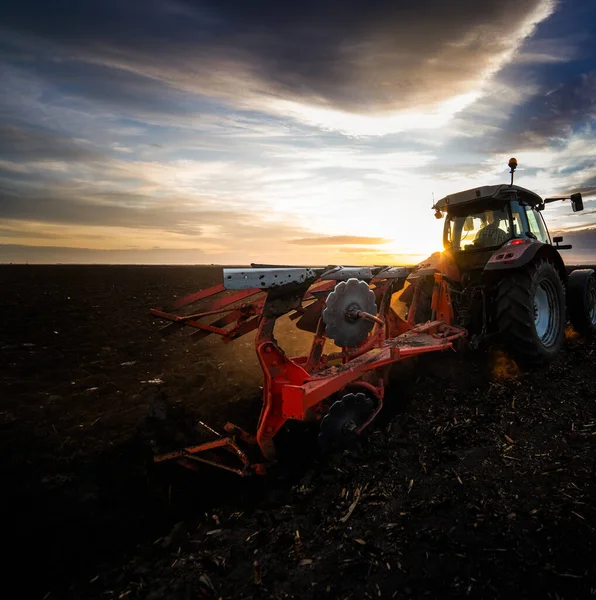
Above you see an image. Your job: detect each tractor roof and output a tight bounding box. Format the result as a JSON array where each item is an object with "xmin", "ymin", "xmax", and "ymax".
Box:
[{"xmin": 433, "ymin": 184, "xmax": 543, "ymax": 212}]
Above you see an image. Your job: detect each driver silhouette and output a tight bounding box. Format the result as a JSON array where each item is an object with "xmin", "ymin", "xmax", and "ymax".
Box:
[{"xmin": 475, "ymin": 215, "xmax": 509, "ymax": 247}]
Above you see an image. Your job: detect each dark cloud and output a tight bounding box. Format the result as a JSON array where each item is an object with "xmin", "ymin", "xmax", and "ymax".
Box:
[
  {"xmin": 0, "ymin": 124, "xmax": 102, "ymax": 162},
  {"xmin": 289, "ymin": 236, "xmax": 389, "ymax": 246},
  {"xmin": 570, "ymin": 175, "xmax": 596, "ymax": 199},
  {"xmin": 0, "ymin": 227, "xmax": 64, "ymax": 240},
  {"xmin": 0, "ymin": 184, "xmax": 204, "ymax": 235},
  {"xmin": 470, "ymin": 71, "xmax": 596, "ymax": 154},
  {"xmin": 22, "ymin": 59, "xmax": 213, "ymax": 117},
  {"xmin": 1, "ymin": 0, "xmax": 551, "ymax": 113},
  {"xmin": 0, "ymin": 244, "xmax": 206, "ymax": 264},
  {"xmin": 0, "ymin": 177, "xmax": 320, "ymax": 242},
  {"xmin": 548, "ymin": 227, "xmax": 596, "ymax": 261},
  {"xmin": 513, "ymin": 72, "xmax": 596, "ymax": 146}
]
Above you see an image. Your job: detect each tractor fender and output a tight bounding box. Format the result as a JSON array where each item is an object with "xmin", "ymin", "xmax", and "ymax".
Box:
[{"xmin": 484, "ymin": 240, "xmax": 567, "ymax": 282}]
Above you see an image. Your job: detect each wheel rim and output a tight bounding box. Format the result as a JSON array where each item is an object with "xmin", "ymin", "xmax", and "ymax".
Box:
[
  {"xmin": 533, "ymin": 278, "xmax": 560, "ymax": 347},
  {"xmin": 589, "ymin": 281, "xmax": 596, "ymax": 326}
]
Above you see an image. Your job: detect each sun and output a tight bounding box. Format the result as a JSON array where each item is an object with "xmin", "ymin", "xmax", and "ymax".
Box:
[{"xmin": 383, "ymin": 217, "xmax": 445, "ymax": 261}]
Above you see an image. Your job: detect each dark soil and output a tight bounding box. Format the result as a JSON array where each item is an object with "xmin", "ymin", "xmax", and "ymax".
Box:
[{"xmin": 1, "ymin": 265, "xmax": 595, "ymax": 599}]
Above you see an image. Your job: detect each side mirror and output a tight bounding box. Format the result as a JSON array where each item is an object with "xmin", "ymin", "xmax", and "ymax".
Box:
[
  {"xmin": 553, "ymin": 236, "xmax": 563, "ymax": 244},
  {"xmin": 571, "ymin": 193, "xmax": 584, "ymax": 212},
  {"xmin": 463, "ymin": 216, "xmax": 475, "ymax": 231}
]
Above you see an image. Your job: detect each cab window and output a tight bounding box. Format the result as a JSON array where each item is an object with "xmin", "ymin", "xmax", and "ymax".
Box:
[
  {"xmin": 525, "ymin": 206, "xmax": 549, "ymax": 243},
  {"xmin": 446, "ymin": 206, "xmax": 511, "ymax": 250},
  {"xmin": 510, "ymin": 201, "xmax": 526, "ymax": 238}
]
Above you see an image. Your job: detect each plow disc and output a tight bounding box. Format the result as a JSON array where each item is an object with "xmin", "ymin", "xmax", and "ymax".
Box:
[
  {"xmin": 323, "ymin": 278, "xmax": 378, "ymax": 347},
  {"xmin": 319, "ymin": 392, "xmax": 375, "ymax": 449},
  {"xmin": 150, "ymin": 264, "xmax": 465, "ymax": 475}
]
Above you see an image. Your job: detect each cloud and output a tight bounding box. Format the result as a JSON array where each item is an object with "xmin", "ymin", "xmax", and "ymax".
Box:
[
  {"xmin": 3, "ymin": 0, "xmax": 596, "ymax": 265},
  {"xmin": 546, "ymin": 227, "xmax": 596, "ymax": 264},
  {"xmin": 1, "ymin": 0, "xmax": 555, "ymax": 133},
  {"xmin": 12, "ymin": 58, "xmax": 217, "ymax": 120},
  {"xmin": 0, "ymin": 184, "xmax": 204, "ymax": 235},
  {"xmin": 0, "ymin": 243, "xmax": 206, "ymax": 265},
  {"xmin": 289, "ymin": 235, "xmax": 389, "ymax": 246},
  {"xmin": 0, "ymin": 124, "xmax": 102, "ymax": 162},
  {"xmin": 0, "ymin": 226, "xmax": 64, "ymax": 240},
  {"xmin": 572, "ymin": 176, "xmax": 596, "ymax": 198},
  {"xmin": 506, "ymin": 72, "xmax": 596, "ymax": 148}
]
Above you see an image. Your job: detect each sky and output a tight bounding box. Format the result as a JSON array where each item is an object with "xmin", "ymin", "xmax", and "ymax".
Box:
[{"xmin": 0, "ymin": 0, "xmax": 595, "ymax": 265}]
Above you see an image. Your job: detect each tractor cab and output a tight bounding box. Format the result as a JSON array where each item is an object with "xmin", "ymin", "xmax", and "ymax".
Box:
[
  {"xmin": 437, "ymin": 184, "xmax": 550, "ymax": 251},
  {"xmin": 431, "ymin": 184, "xmax": 549, "ymax": 274},
  {"xmin": 433, "ymin": 158, "xmax": 584, "ymax": 271}
]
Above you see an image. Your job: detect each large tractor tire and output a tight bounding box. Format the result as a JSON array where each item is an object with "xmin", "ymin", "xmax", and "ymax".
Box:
[
  {"xmin": 567, "ymin": 269, "xmax": 596, "ymax": 335},
  {"xmin": 495, "ymin": 260, "xmax": 566, "ymax": 366}
]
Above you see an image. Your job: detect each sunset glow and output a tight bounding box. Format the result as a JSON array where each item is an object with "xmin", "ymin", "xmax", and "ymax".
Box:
[{"xmin": 0, "ymin": 0, "xmax": 595, "ymax": 264}]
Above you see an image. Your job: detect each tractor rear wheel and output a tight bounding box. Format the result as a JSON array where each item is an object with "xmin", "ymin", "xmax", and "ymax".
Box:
[
  {"xmin": 495, "ymin": 260, "xmax": 566, "ymax": 365},
  {"xmin": 567, "ymin": 269, "xmax": 596, "ymax": 335}
]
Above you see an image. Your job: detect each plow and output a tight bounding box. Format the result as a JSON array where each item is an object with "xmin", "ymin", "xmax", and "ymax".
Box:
[
  {"xmin": 150, "ymin": 160, "xmax": 596, "ymax": 476},
  {"xmin": 150, "ymin": 265, "xmax": 465, "ymax": 475}
]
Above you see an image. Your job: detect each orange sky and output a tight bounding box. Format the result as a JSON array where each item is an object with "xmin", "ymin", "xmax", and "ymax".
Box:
[{"xmin": 1, "ymin": 0, "xmax": 595, "ymax": 264}]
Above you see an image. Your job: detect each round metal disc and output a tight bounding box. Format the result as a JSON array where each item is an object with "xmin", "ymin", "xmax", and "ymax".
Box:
[
  {"xmin": 322, "ymin": 278, "xmax": 378, "ymax": 347},
  {"xmin": 319, "ymin": 392, "xmax": 375, "ymax": 449}
]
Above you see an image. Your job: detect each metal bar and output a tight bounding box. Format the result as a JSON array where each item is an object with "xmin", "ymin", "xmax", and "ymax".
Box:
[
  {"xmin": 282, "ymin": 329, "xmax": 465, "ymax": 419},
  {"xmin": 191, "ymin": 321, "xmax": 238, "ymax": 336},
  {"xmin": 320, "ymin": 266, "xmax": 375, "ymax": 280},
  {"xmin": 373, "ymin": 266, "xmax": 410, "ymax": 279},
  {"xmin": 353, "ymin": 379, "xmax": 385, "ymax": 434},
  {"xmin": 190, "ymin": 311, "xmax": 242, "ymax": 339},
  {"xmin": 407, "ymin": 282, "xmax": 423, "ymax": 326},
  {"xmin": 350, "ymin": 310, "xmax": 385, "ymax": 327},
  {"xmin": 197, "ymin": 420, "xmax": 222, "ymax": 438},
  {"xmin": 152, "ymin": 307, "xmax": 261, "ymax": 339},
  {"xmin": 151, "ymin": 308, "xmax": 178, "ymax": 322},
  {"xmin": 410, "ymin": 320, "xmax": 459, "ymax": 334},
  {"xmin": 206, "ymin": 288, "xmax": 263, "ymax": 311},
  {"xmin": 154, "ymin": 438, "xmax": 234, "ymax": 462},
  {"xmin": 164, "ymin": 286, "xmax": 263, "ymax": 316},
  {"xmin": 223, "ymin": 266, "xmax": 410, "ymax": 290},
  {"xmin": 306, "ymin": 317, "xmax": 327, "ymax": 370},
  {"xmin": 155, "ymin": 436, "xmax": 252, "ymax": 477},
  {"xmin": 179, "ymin": 306, "xmax": 238, "ymax": 320},
  {"xmin": 325, "ymin": 325, "xmax": 385, "ymax": 361},
  {"xmin": 192, "ymin": 297, "xmax": 265, "ymax": 340},
  {"xmin": 169, "ymin": 315, "xmax": 233, "ymax": 336},
  {"xmin": 169, "ymin": 283, "xmax": 225, "ymax": 311},
  {"xmin": 224, "ymin": 267, "xmax": 323, "ymax": 290},
  {"xmin": 222, "ymin": 315, "xmax": 260, "ymax": 342},
  {"xmin": 176, "ymin": 456, "xmax": 247, "ymax": 477}
]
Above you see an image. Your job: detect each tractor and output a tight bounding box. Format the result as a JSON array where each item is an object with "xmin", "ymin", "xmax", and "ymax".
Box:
[
  {"xmin": 149, "ymin": 160, "xmax": 596, "ymax": 475},
  {"xmin": 404, "ymin": 158, "xmax": 596, "ymax": 365}
]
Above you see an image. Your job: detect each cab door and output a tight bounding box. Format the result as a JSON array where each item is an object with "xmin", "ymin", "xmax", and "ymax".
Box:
[
  {"xmin": 524, "ymin": 205, "xmax": 550, "ymax": 243},
  {"xmin": 510, "ymin": 200, "xmax": 529, "ymax": 239}
]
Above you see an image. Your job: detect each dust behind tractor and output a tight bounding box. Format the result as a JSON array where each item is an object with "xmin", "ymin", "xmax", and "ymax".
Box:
[{"xmin": 150, "ymin": 160, "xmax": 596, "ymax": 476}]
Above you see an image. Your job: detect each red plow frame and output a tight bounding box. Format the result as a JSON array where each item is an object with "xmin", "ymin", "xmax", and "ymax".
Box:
[{"xmin": 150, "ymin": 265, "xmax": 465, "ymax": 476}]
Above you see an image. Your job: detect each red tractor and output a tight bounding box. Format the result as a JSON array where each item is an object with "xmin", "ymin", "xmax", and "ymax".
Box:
[
  {"xmin": 408, "ymin": 158, "xmax": 596, "ymax": 365},
  {"xmin": 149, "ymin": 160, "xmax": 595, "ymax": 475}
]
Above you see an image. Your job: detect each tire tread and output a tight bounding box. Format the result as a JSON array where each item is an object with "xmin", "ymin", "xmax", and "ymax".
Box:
[{"xmin": 494, "ymin": 260, "xmax": 565, "ymax": 365}]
